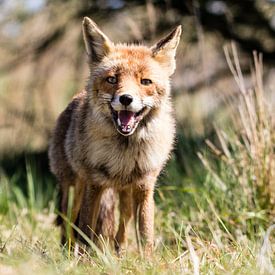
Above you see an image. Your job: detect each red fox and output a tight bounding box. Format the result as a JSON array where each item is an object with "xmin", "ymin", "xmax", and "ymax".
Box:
[{"xmin": 48, "ymin": 17, "xmax": 181, "ymax": 255}]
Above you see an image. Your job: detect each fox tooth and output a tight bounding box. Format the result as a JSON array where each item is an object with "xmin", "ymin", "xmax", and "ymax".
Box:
[{"xmin": 117, "ymin": 118, "xmax": 121, "ymax": 126}]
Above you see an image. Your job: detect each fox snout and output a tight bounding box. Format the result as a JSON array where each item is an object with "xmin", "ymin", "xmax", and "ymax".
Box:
[
  {"xmin": 119, "ymin": 94, "xmax": 133, "ymax": 106},
  {"xmin": 110, "ymin": 93, "xmax": 148, "ymax": 136},
  {"xmin": 111, "ymin": 94, "xmax": 143, "ymax": 113}
]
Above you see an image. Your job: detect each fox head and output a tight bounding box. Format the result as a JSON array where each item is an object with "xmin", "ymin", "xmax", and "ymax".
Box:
[{"xmin": 82, "ymin": 17, "xmax": 181, "ymax": 136}]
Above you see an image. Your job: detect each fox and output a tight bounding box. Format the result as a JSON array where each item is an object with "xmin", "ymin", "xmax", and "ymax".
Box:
[{"xmin": 48, "ymin": 17, "xmax": 181, "ymax": 255}]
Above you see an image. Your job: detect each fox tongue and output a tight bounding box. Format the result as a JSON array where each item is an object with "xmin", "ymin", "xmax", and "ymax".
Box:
[{"xmin": 118, "ymin": 111, "xmax": 135, "ymax": 131}]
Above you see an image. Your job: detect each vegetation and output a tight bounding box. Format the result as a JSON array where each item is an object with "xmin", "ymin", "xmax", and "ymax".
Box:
[{"xmin": 0, "ymin": 1, "xmax": 274, "ymax": 274}]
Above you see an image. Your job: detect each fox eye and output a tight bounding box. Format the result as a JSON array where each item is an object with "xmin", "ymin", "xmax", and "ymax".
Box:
[
  {"xmin": 141, "ymin": 78, "xmax": 152, "ymax": 86},
  {"xmin": 106, "ymin": 76, "xmax": 117, "ymax": 84}
]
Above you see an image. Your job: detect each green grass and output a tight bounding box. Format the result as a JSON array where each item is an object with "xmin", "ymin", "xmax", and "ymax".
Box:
[
  {"xmin": 0, "ymin": 159, "xmax": 270, "ymax": 274},
  {"xmin": 0, "ymin": 166, "xmax": 267, "ymax": 275},
  {"xmin": 0, "ymin": 50, "xmax": 274, "ymax": 274}
]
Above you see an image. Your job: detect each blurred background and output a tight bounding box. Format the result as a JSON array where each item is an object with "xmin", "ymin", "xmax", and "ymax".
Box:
[
  {"xmin": 0, "ymin": 0, "xmax": 274, "ymax": 189},
  {"xmin": 0, "ymin": 2, "xmax": 274, "ymax": 272}
]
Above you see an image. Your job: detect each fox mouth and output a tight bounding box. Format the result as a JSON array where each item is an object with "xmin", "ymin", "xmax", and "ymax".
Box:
[{"xmin": 110, "ymin": 107, "xmax": 147, "ymax": 136}]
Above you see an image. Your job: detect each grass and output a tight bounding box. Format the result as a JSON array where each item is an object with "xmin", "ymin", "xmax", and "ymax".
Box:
[{"xmin": 0, "ymin": 49, "xmax": 274, "ymax": 274}]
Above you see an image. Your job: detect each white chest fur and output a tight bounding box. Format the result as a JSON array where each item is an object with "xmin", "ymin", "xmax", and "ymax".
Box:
[{"xmin": 86, "ymin": 111, "xmax": 175, "ymax": 181}]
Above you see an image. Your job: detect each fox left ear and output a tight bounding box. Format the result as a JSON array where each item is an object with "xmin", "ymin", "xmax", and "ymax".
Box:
[
  {"xmin": 151, "ymin": 25, "xmax": 182, "ymax": 76},
  {"xmin": 82, "ymin": 17, "xmax": 113, "ymax": 63}
]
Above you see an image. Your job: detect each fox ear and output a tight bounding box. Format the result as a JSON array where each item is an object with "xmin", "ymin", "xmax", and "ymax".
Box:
[
  {"xmin": 82, "ymin": 17, "xmax": 113, "ymax": 63},
  {"xmin": 151, "ymin": 25, "xmax": 182, "ymax": 76}
]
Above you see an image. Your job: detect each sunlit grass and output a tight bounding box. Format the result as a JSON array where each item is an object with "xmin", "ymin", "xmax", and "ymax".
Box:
[
  {"xmin": 0, "ymin": 180, "xmax": 265, "ymax": 274},
  {"xmin": 0, "ymin": 162, "xmax": 271, "ymax": 274}
]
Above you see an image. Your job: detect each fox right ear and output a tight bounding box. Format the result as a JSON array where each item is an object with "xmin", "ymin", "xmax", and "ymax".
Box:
[
  {"xmin": 82, "ymin": 17, "xmax": 113, "ymax": 63},
  {"xmin": 151, "ymin": 25, "xmax": 182, "ymax": 76}
]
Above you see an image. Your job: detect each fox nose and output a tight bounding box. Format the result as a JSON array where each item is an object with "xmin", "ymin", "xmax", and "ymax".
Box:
[{"xmin": 119, "ymin": 94, "xmax": 133, "ymax": 106}]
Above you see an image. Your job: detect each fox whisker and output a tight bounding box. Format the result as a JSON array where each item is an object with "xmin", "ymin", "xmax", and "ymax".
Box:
[
  {"xmin": 90, "ymin": 96, "xmax": 112, "ymax": 102},
  {"xmin": 91, "ymin": 94, "xmax": 112, "ymax": 99},
  {"xmin": 144, "ymin": 103, "xmax": 153, "ymax": 108}
]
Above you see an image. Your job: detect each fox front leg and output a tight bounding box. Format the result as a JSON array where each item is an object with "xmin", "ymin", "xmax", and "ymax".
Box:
[
  {"xmin": 115, "ymin": 187, "xmax": 133, "ymax": 255},
  {"xmin": 133, "ymin": 185, "xmax": 155, "ymax": 256},
  {"xmin": 59, "ymin": 178, "xmax": 85, "ymax": 246},
  {"xmin": 78, "ymin": 184, "xmax": 104, "ymax": 245}
]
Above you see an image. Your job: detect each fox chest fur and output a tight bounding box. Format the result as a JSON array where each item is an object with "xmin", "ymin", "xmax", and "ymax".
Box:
[{"xmin": 65, "ymin": 92, "xmax": 175, "ymax": 188}]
